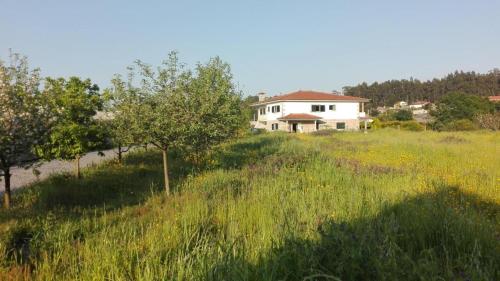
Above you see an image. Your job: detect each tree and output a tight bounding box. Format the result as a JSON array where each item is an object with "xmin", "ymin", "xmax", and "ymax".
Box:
[
  {"xmin": 242, "ymin": 95, "xmax": 259, "ymax": 122},
  {"xmin": 393, "ymin": 109, "xmax": 413, "ymax": 121},
  {"xmin": 182, "ymin": 57, "xmax": 244, "ymax": 164},
  {"xmin": 124, "ymin": 52, "xmax": 243, "ymax": 194},
  {"xmin": 36, "ymin": 77, "xmax": 104, "ymax": 179},
  {"xmin": 0, "ymin": 53, "xmax": 51, "ymax": 208},
  {"xmin": 103, "ymin": 74, "xmax": 149, "ymax": 164},
  {"xmin": 432, "ymin": 92, "xmax": 494, "ymax": 124}
]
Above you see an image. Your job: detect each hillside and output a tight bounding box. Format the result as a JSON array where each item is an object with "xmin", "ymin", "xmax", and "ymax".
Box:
[
  {"xmin": 343, "ymin": 69, "xmax": 500, "ymax": 107},
  {"xmin": 0, "ymin": 130, "xmax": 499, "ymax": 280}
]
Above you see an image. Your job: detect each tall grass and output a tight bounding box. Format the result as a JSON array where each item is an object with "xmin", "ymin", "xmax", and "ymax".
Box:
[{"xmin": 0, "ymin": 130, "xmax": 498, "ymax": 280}]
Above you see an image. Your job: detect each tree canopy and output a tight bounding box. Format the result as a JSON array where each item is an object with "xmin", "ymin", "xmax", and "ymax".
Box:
[
  {"xmin": 0, "ymin": 53, "xmax": 51, "ymax": 208},
  {"xmin": 116, "ymin": 52, "xmax": 243, "ymax": 194},
  {"xmin": 431, "ymin": 92, "xmax": 494, "ymax": 124},
  {"xmin": 36, "ymin": 77, "xmax": 105, "ymax": 178},
  {"xmin": 343, "ymin": 69, "xmax": 500, "ymax": 107}
]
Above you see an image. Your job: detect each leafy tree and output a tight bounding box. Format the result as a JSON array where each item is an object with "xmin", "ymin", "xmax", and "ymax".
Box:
[
  {"xmin": 393, "ymin": 109, "xmax": 413, "ymax": 121},
  {"xmin": 432, "ymin": 92, "xmax": 494, "ymax": 124},
  {"xmin": 242, "ymin": 95, "xmax": 259, "ymax": 122},
  {"xmin": 36, "ymin": 77, "xmax": 104, "ymax": 178},
  {"xmin": 0, "ymin": 53, "xmax": 51, "ymax": 208},
  {"xmin": 128, "ymin": 52, "xmax": 191, "ymax": 194},
  {"xmin": 124, "ymin": 52, "xmax": 243, "ymax": 194},
  {"xmin": 103, "ymin": 74, "xmax": 149, "ymax": 163},
  {"xmin": 182, "ymin": 57, "xmax": 244, "ymax": 164}
]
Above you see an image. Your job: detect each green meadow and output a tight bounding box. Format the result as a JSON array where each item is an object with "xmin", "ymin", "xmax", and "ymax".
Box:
[{"xmin": 0, "ymin": 129, "xmax": 498, "ymax": 281}]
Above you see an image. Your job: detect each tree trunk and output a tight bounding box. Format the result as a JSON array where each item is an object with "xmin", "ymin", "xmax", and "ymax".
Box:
[
  {"xmin": 3, "ymin": 169, "xmax": 11, "ymax": 209},
  {"xmin": 117, "ymin": 144, "xmax": 123, "ymax": 164},
  {"xmin": 75, "ymin": 156, "xmax": 81, "ymax": 179},
  {"xmin": 162, "ymin": 148, "xmax": 170, "ymax": 195}
]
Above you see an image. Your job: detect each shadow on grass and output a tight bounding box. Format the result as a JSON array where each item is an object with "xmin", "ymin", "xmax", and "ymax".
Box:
[
  {"xmin": 0, "ymin": 134, "xmax": 288, "ymax": 271},
  {"xmin": 208, "ymin": 186, "xmax": 500, "ymax": 281},
  {"xmin": 2, "ymin": 134, "xmax": 285, "ymax": 216}
]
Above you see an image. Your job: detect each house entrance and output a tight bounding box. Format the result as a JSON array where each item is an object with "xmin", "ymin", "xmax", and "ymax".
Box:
[{"xmin": 292, "ymin": 123, "xmax": 298, "ymax": 133}]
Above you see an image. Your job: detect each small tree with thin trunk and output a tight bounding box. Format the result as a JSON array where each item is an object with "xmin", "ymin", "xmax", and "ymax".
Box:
[
  {"xmin": 36, "ymin": 77, "xmax": 104, "ymax": 178},
  {"xmin": 125, "ymin": 52, "xmax": 243, "ymax": 194},
  {"xmin": 0, "ymin": 52, "xmax": 51, "ymax": 208},
  {"xmin": 132, "ymin": 53, "xmax": 190, "ymax": 194},
  {"xmin": 103, "ymin": 74, "xmax": 148, "ymax": 164},
  {"xmin": 182, "ymin": 57, "xmax": 244, "ymax": 165}
]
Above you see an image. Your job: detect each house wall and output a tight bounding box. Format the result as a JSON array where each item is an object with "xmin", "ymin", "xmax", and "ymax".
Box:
[
  {"xmin": 320, "ymin": 119, "xmax": 360, "ymax": 131},
  {"xmin": 256, "ymin": 101, "xmax": 361, "ymax": 122},
  {"xmin": 264, "ymin": 119, "xmax": 360, "ymax": 132}
]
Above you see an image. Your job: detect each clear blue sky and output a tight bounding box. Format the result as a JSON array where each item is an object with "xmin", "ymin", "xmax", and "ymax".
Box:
[{"xmin": 1, "ymin": 0, "xmax": 499, "ymax": 96}]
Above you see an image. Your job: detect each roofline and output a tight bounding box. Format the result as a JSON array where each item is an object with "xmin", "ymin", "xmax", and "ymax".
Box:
[{"xmin": 251, "ymin": 98, "xmax": 370, "ymax": 107}]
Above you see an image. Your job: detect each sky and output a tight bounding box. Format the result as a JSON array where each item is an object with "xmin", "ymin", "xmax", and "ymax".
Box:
[{"xmin": 1, "ymin": 0, "xmax": 499, "ymax": 96}]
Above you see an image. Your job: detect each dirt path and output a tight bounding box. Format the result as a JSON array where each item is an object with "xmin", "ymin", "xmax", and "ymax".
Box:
[{"xmin": 1, "ymin": 149, "xmax": 124, "ymax": 192}]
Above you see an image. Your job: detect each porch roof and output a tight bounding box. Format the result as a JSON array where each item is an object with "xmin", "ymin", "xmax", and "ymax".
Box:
[{"xmin": 278, "ymin": 113, "xmax": 322, "ymax": 121}]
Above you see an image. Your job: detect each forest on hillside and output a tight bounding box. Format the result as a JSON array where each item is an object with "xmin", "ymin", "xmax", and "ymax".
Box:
[{"xmin": 343, "ymin": 69, "xmax": 500, "ymax": 107}]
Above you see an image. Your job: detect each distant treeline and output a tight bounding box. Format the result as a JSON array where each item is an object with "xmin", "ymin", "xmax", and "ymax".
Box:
[{"xmin": 343, "ymin": 69, "xmax": 500, "ymax": 107}]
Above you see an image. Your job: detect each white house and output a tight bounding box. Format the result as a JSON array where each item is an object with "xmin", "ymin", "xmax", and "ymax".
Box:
[{"xmin": 251, "ymin": 91, "xmax": 369, "ymax": 133}]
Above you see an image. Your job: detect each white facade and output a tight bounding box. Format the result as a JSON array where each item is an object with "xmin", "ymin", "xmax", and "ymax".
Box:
[
  {"xmin": 256, "ymin": 101, "xmax": 362, "ymax": 122},
  {"xmin": 253, "ymin": 100, "xmax": 366, "ymax": 132}
]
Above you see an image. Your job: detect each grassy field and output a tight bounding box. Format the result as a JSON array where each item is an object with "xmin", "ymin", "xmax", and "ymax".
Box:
[{"xmin": 0, "ymin": 129, "xmax": 498, "ymax": 280}]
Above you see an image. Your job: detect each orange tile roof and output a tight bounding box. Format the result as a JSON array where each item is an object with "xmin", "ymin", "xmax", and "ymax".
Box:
[
  {"xmin": 252, "ymin": 90, "xmax": 369, "ymax": 105},
  {"xmin": 278, "ymin": 113, "xmax": 322, "ymax": 120}
]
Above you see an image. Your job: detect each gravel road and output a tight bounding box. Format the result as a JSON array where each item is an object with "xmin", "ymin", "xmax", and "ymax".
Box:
[{"xmin": 1, "ymin": 149, "xmax": 123, "ymax": 192}]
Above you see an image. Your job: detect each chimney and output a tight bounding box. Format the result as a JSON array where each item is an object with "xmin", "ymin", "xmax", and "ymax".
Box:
[{"xmin": 258, "ymin": 92, "xmax": 266, "ymax": 102}]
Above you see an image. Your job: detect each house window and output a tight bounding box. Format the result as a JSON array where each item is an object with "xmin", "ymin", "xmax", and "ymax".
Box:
[
  {"xmin": 311, "ymin": 105, "xmax": 325, "ymax": 112},
  {"xmin": 329, "ymin": 105, "xmax": 336, "ymax": 111},
  {"xmin": 271, "ymin": 105, "xmax": 280, "ymax": 113},
  {"xmin": 268, "ymin": 106, "xmax": 270, "ymax": 112},
  {"xmin": 259, "ymin": 107, "xmax": 266, "ymax": 115},
  {"xmin": 336, "ymin": 122, "xmax": 346, "ymax": 130},
  {"xmin": 271, "ymin": 123, "xmax": 279, "ymax": 130}
]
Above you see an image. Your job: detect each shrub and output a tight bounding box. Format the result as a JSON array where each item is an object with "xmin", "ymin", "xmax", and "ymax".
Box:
[
  {"xmin": 251, "ymin": 128, "xmax": 266, "ymax": 135},
  {"xmin": 475, "ymin": 113, "xmax": 500, "ymax": 130},
  {"xmin": 379, "ymin": 109, "xmax": 413, "ymax": 121},
  {"xmin": 380, "ymin": 121, "xmax": 424, "ymax": 131},
  {"xmin": 444, "ymin": 119, "xmax": 476, "ymax": 131},
  {"xmin": 393, "ymin": 109, "xmax": 413, "ymax": 121},
  {"xmin": 401, "ymin": 121, "xmax": 425, "ymax": 131},
  {"xmin": 371, "ymin": 118, "xmax": 382, "ymax": 129}
]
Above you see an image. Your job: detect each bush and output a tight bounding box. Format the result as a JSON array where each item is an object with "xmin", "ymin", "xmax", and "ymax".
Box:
[
  {"xmin": 371, "ymin": 118, "xmax": 382, "ymax": 129},
  {"xmin": 393, "ymin": 109, "xmax": 413, "ymax": 121},
  {"xmin": 359, "ymin": 118, "xmax": 381, "ymax": 130},
  {"xmin": 378, "ymin": 109, "xmax": 413, "ymax": 122},
  {"xmin": 381, "ymin": 121, "xmax": 424, "ymax": 131},
  {"xmin": 443, "ymin": 119, "xmax": 476, "ymax": 131},
  {"xmin": 251, "ymin": 128, "xmax": 266, "ymax": 135}
]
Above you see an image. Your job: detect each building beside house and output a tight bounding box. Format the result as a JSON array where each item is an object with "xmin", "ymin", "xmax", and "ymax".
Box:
[
  {"xmin": 250, "ymin": 90, "xmax": 369, "ymax": 133},
  {"xmin": 393, "ymin": 101, "xmax": 408, "ymax": 109},
  {"xmin": 488, "ymin": 96, "xmax": 500, "ymax": 102},
  {"xmin": 409, "ymin": 101, "xmax": 430, "ymax": 109}
]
